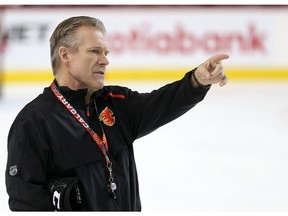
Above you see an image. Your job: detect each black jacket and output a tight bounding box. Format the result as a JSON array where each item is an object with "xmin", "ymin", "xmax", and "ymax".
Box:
[{"xmin": 5, "ymin": 70, "xmax": 210, "ymax": 211}]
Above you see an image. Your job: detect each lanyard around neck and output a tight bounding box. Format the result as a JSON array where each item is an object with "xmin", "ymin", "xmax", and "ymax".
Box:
[{"xmin": 50, "ymin": 82, "xmax": 111, "ymax": 166}]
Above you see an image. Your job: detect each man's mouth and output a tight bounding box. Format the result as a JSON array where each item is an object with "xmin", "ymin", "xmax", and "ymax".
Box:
[{"xmin": 95, "ymin": 71, "xmax": 104, "ymax": 75}]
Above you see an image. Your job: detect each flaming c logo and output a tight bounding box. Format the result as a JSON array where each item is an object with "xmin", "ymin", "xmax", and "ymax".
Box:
[{"xmin": 99, "ymin": 107, "xmax": 115, "ymax": 126}]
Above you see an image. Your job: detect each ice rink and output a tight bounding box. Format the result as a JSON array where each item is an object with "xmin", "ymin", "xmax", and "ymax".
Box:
[{"xmin": 1, "ymin": 80, "xmax": 288, "ymax": 213}]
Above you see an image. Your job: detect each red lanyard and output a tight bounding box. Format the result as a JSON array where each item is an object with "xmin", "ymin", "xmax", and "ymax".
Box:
[{"xmin": 50, "ymin": 82, "xmax": 111, "ymax": 166}]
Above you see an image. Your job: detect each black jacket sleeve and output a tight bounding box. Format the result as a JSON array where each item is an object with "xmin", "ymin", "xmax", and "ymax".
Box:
[
  {"xmin": 5, "ymin": 117, "xmax": 54, "ymax": 211},
  {"xmin": 125, "ymin": 70, "xmax": 211, "ymax": 139}
]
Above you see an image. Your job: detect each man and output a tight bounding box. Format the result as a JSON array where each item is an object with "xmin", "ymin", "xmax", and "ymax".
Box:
[{"xmin": 5, "ymin": 16, "xmax": 229, "ymax": 211}]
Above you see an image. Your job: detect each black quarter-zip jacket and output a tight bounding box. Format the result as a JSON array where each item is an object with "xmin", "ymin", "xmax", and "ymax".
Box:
[{"xmin": 6, "ymin": 70, "xmax": 210, "ymax": 211}]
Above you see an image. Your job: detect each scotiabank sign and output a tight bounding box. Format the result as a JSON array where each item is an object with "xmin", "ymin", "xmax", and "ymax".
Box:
[
  {"xmin": 108, "ymin": 23, "xmax": 265, "ymax": 55},
  {"xmin": 1, "ymin": 21, "xmax": 266, "ymax": 55},
  {"xmin": 1, "ymin": 6, "xmax": 287, "ymax": 74}
]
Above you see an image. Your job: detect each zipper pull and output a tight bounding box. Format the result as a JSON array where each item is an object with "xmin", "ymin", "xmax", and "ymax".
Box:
[{"xmin": 86, "ymin": 104, "xmax": 90, "ymax": 117}]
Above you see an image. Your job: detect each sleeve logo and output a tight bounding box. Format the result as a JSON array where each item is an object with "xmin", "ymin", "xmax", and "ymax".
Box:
[{"xmin": 9, "ymin": 165, "xmax": 18, "ymax": 176}]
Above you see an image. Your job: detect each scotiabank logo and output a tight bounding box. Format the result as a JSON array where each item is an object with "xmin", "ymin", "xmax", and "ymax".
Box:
[{"xmin": 108, "ymin": 23, "xmax": 266, "ymax": 55}]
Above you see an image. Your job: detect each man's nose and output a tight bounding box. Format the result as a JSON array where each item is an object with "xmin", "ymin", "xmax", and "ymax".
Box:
[{"xmin": 99, "ymin": 54, "xmax": 109, "ymax": 66}]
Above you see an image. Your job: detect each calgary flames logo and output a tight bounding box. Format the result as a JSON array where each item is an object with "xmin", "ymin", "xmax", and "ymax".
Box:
[{"xmin": 99, "ymin": 107, "xmax": 115, "ymax": 126}]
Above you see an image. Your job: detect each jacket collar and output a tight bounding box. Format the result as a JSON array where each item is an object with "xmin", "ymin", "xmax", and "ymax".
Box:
[{"xmin": 52, "ymin": 79, "xmax": 104, "ymax": 102}]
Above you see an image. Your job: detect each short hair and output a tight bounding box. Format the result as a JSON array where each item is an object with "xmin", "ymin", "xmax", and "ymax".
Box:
[{"xmin": 49, "ymin": 16, "xmax": 106, "ymax": 74}]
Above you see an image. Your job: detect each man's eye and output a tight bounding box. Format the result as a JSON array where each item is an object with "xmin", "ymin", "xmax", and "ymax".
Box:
[{"xmin": 90, "ymin": 49, "xmax": 100, "ymax": 54}]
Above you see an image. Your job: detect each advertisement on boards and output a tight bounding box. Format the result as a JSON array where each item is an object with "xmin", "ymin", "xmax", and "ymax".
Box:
[{"xmin": 0, "ymin": 6, "xmax": 287, "ymax": 83}]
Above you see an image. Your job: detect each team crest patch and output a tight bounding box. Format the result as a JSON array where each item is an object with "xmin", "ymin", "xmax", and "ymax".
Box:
[
  {"xmin": 9, "ymin": 165, "xmax": 18, "ymax": 176},
  {"xmin": 99, "ymin": 107, "xmax": 115, "ymax": 126}
]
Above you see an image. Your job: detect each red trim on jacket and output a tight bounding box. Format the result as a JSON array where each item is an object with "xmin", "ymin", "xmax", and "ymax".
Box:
[{"xmin": 103, "ymin": 92, "xmax": 126, "ymax": 100}]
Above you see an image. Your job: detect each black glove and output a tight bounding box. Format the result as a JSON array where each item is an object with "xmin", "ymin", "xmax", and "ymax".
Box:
[{"xmin": 46, "ymin": 176, "xmax": 86, "ymax": 211}]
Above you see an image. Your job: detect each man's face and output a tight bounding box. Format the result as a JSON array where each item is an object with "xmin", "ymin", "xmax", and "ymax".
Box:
[{"xmin": 66, "ymin": 26, "xmax": 110, "ymax": 91}]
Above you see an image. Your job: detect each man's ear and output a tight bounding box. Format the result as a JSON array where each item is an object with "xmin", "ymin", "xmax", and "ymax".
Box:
[{"xmin": 58, "ymin": 46, "xmax": 70, "ymax": 65}]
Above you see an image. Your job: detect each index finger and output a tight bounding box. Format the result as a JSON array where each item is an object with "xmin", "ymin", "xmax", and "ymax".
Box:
[
  {"xmin": 208, "ymin": 54, "xmax": 229, "ymax": 65},
  {"xmin": 207, "ymin": 53, "xmax": 230, "ymax": 71}
]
